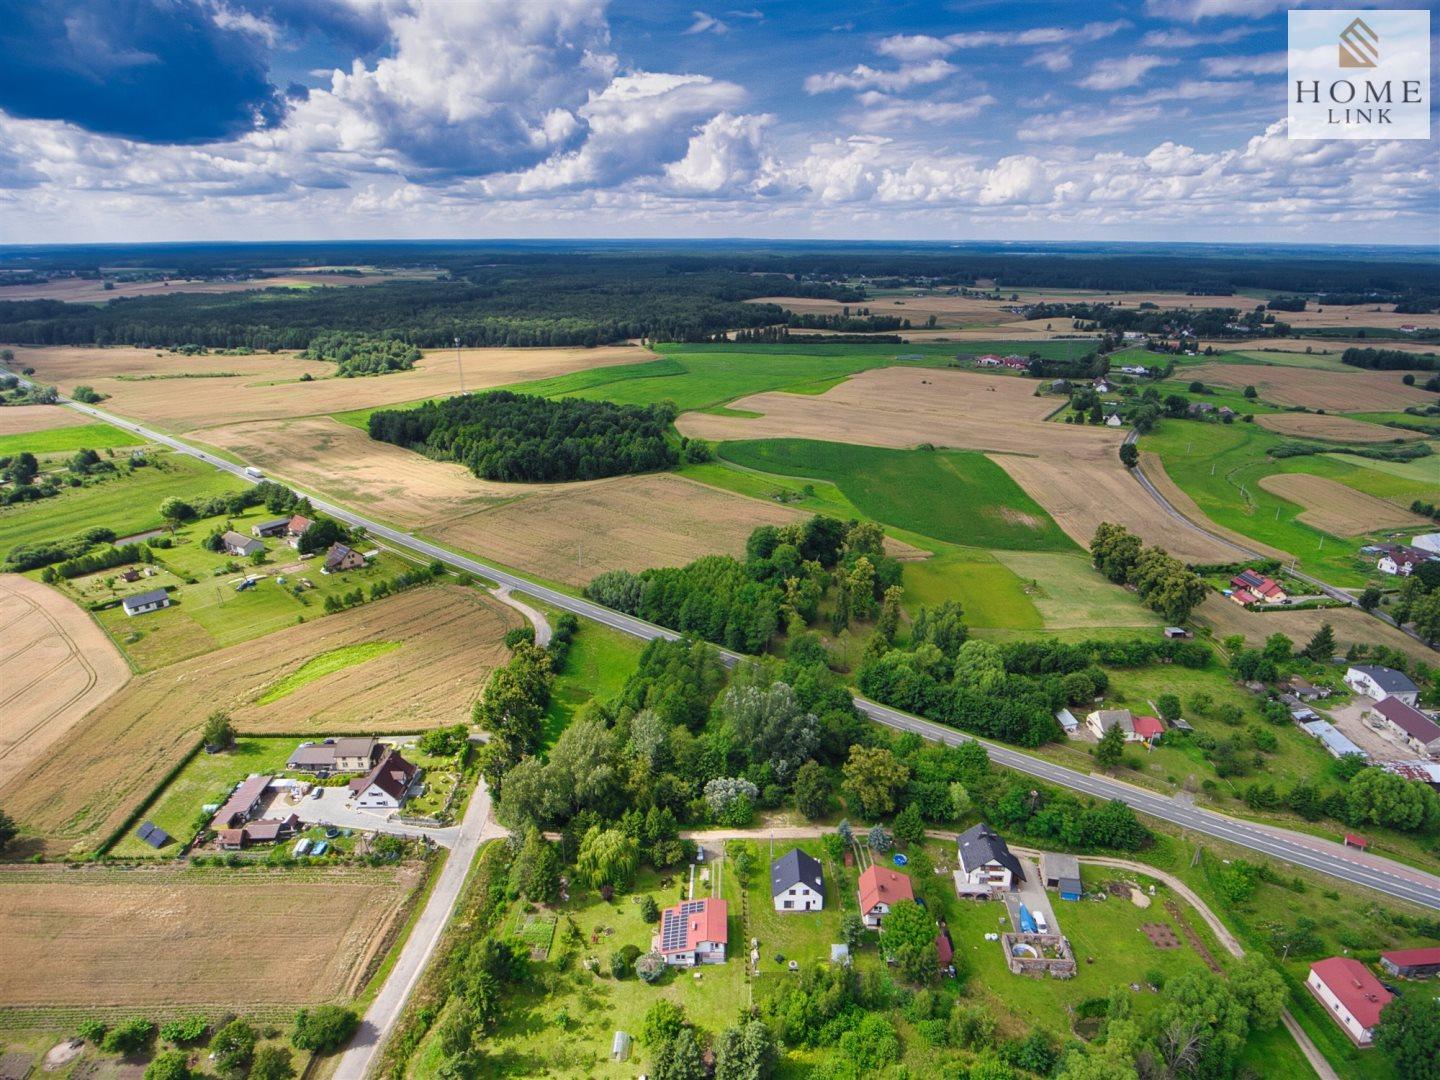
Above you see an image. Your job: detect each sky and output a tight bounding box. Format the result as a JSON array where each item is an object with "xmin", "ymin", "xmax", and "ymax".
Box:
[{"xmin": 0, "ymin": 0, "xmax": 1434, "ymax": 245}]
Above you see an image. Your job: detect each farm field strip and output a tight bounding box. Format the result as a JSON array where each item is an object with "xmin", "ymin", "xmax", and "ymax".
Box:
[
  {"xmin": 0, "ymin": 864, "xmax": 420, "ymax": 1007},
  {"xmin": 0, "ymin": 585, "xmax": 517, "ymax": 855},
  {"xmin": 8, "ymin": 344, "xmax": 650, "ymax": 432},
  {"xmin": 0, "ymin": 575, "xmax": 131, "ymax": 794},
  {"xmin": 0, "ymin": 404, "xmax": 96, "ymax": 436},
  {"xmin": 1255, "ymin": 473, "xmax": 1432, "ymax": 536},
  {"xmin": 1255, "ymin": 412, "xmax": 1425, "ymax": 442},
  {"xmin": 716, "ymin": 437, "xmax": 1076, "ymax": 552},
  {"xmin": 1181, "ymin": 362, "xmax": 1434, "ymax": 412}
]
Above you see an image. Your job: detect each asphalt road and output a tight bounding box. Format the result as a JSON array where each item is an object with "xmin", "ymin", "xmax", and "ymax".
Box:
[{"xmin": 54, "ymin": 399, "xmax": 1440, "ymax": 911}]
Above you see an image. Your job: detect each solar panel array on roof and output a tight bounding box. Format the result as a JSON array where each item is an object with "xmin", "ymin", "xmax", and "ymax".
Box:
[{"xmin": 659, "ymin": 900, "xmax": 707, "ymax": 952}]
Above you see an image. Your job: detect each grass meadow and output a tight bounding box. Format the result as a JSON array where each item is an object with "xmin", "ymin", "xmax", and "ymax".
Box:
[
  {"xmin": 0, "ymin": 452, "xmax": 246, "ymax": 557},
  {"xmin": 542, "ymin": 616, "xmax": 647, "ymax": 748},
  {"xmin": 0, "ymin": 421, "xmax": 146, "ymax": 457},
  {"xmin": 717, "ymin": 439, "xmax": 1076, "ymax": 553}
]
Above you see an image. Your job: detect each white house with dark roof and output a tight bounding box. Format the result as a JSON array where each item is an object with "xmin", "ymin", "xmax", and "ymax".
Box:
[
  {"xmin": 221, "ymin": 530, "xmax": 265, "ymax": 558},
  {"xmin": 955, "ymin": 823, "xmax": 1024, "ymax": 897},
  {"xmin": 121, "ymin": 588, "xmax": 170, "ymax": 617},
  {"xmin": 1345, "ymin": 665, "xmax": 1420, "ymax": 706},
  {"xmin": 770, "ymin": 848, "xmax": 825, "ymax": 912},
  {"xmin": 348, "ymin": 748, "xmax": 420, "ymax": 809}
]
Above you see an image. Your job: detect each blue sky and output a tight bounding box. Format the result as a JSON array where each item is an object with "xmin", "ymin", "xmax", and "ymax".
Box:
[{"xmin": 0, "ymin": 1, "xmax": 1432, "ymax": 244}]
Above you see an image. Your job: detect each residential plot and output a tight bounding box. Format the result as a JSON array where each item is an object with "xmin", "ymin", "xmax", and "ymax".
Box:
[
  {"xmin": 0, "ymin": 863, "xmax": 420, "ymax": 1007},
  {"xmin": 0, "ymin": 575, "xmax": 131, "ymax": 793},
  {"xmin": 1183, "ymin": 363, "xmax": 1433, "ymax": 412},
  {"xmin": 11, "ymin": 344, "xmax": 651, "ymax": 432},
  {"xmin": 1255, "ymin": 413, "xmax": 1423, "ymax": 443},
  {"xmin": 428, "ymin": 473, "xmax": 807, "ymax": 587},
  {"xmin": 1255, "ymin": 474, "xmax": 1431, "ymax": 536},
  {"xmin": 0, "ymin": 585, "xmax": 517, "ymax": 855},
  {"xmin": 1194, "ymin": 594, "xmax": 1434, "ymax": 666}
]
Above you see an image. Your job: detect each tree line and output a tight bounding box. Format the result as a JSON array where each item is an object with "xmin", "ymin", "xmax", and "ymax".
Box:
[
  {"xmin": 368, "ymin": 390, "xmax": 677, "ymax": 483},
  {"xmin": 1341, "ymin": 346, "xmax": 1437, "ymax": 372},
  {"xmin": 1089, "ymin": 522, "xmax": 1208, "ymax": 623}
]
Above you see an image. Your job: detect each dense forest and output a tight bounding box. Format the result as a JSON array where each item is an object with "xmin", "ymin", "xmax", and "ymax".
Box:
[
  {"xmin": 1, "ymin": 243, "xmax": 1434, "ymax": 349},
  {"xmin": 367, "ymin": 390, "xmax": 677, "ymax": 483},
  {"xmin": 1342, "ymin": 347, "xmax": 1438, "ymax": 372}
]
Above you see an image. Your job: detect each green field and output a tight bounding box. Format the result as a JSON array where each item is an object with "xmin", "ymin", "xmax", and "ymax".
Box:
[
  {"xmin": 1139, "ymin": 422, "xmax": 1397, "ymax": 584},
  {"xmin": 717, "ymin": 439, "xmax": 1076, "ymax": 552},
  {"xmin": 0, "ymin": 453, "xmax": 246, "ymax": 559},
  {"xmin": 990, "ymin": 551, "xmax": 1164, "ymax": 631},
  {"xmin": 1348, "ymin": 410, "xmax": 1440, "ymax": 435},
  {"xmin": 1322, "ymin": 451, "xmax": 1440, "ymax": 488},
  {"xmin": 0, "ymin": 421, "xmax": 146, "ymax": 457},
  {"xmin": 901, "ymin": 548, "xmax": 1043, "ymax": 629},
  {"xmin": 256, "ymin": 641, "xmax": 403, "ymax": 705}
]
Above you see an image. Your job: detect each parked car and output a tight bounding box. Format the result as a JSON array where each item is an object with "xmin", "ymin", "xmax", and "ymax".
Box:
[
  {"xmin": 311, "ymin": 841, "xmax": 329, "ymax": 856},
  {"xmin": 1035, "ymin": 912, "xmax": 1049, "ymax": 933},
  {"xmin": 310, "ymin": 786, "xmax": 323, "ymax": 800},
  {"xmin": 325, "ymin": 826, "xmax": 340, "ymax": 839}
]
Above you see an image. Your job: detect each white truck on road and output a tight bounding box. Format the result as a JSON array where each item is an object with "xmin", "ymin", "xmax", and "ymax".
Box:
[{"xmin": 244, "ymin": 466, "xmax": 264, "ymax": 479}]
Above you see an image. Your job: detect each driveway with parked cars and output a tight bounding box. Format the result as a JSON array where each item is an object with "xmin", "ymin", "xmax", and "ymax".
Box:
[{"xmin": 266, "ymin": 787, "xmax": 462, "ymax": 848}]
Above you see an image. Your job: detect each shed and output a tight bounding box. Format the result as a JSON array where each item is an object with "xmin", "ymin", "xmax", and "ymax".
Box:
[
  {"xmin": 1055, "ymin": 708, "xmax": 1079, "ymax": 735},
  {"xmin": 830, "ymin": 943, "xmax": 851, "ymax": 966},
  {"xmin": 610, "ymin": 1031, "xmax": 632, "ymax": 1062},
  {"xmin": 1040, "ymin": 852, "xmax": 1083, "ymax": 900},
  {"xmin": 1380, "ymin": 946, "xmax": 1440, "ymax": 979},
  {"xmin": 122, "ymin": 588, "xmax": 170, "ymax": 617},
  {"xmin": 1343, "ymin": 833, "xmax": 1369, "ymax": 850},
  {"xmin": 1163, "ymin": 626, "xmax": 1191, "ymax": 639}
]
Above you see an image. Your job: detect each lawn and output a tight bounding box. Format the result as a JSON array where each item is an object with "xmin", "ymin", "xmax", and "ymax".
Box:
[
  {"xmin": 989, "ymin": 551, "xmax": 1164, "ymax": 632},
  {"xmin": 1321, "ymin": 451, "xmax": 1440, "ymax": 488},
  {"xmin": 717, "ymin": 439, "xmax": 1076, "ymax": 552},
  {"xmin": 257, "ymin": 641, "xmax": 404, "ymax": 705},
  {"xmin": 0, "ymin": 421, "xmax": 146, "ymax": 457},
  {"xmin": 541, "ymin": 616, "xmax": 647, "ymax": 748},
  {"xmin": 901, "ymin": 547, "xmax": 1043, "ymax": 630},
  {"xmin": 0, "ymin": 452, "xmax": 246, "ymax": 558},
  {"xmin": 410, "ymin": 860, "xmax": 748, "ymax": 1078},
  {"xmin": 107, "ymin": 736, "xmax": 296, "ymax": 858}
]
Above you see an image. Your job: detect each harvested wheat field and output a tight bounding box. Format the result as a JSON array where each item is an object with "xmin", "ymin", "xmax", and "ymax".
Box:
[
  {"xmin": 0, "ymin": 404, "xmax": 92, "ymax": 436},
  {"xmin": 678, "ymin": 367, "xmax": 1118, "ymax": 457},
  {"xmin": 993, "ymin": 456, "xmax": 1237, "ymax": 563},
  {"xmin": 1256, "ymin": 413, "xmax": 1421, "ymax": 442},
  {"xmin": 430, "ymin": 473, "xmax": 808, "ymax": 587},
  {"xmin": 0, "ymin": 585, "xmax": 517, "ymax": 855},
  {"xmin": 1184, "ymin": 363, "xmax": 1434, "ymax": 412},
  {"xmin": 1256, "ymin": 474, "xmax": 1431, "ymax": 536},
  {"xmin": 9, "ymin": 344, "xmax": 650, "ymax": 432},
  {"xmin": 0, "ymin": 576, "xmax": 131, "ymax": 793},
  {"xmin": 1195, "ymin": 594, "xmax": 1434, "ymax": 666},
  {"xmin": 200, "ymin": 416, "xmax": 552, "ymax": 527},
  {"xmin": 0, "ymin": 863, "xmax": 419, "ymax": 1008}
]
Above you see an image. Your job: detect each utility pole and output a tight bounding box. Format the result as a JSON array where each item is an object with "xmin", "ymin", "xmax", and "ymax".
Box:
[{"xmin": 454, "ymin": 336, "xmax": 465, "ymax": 395}]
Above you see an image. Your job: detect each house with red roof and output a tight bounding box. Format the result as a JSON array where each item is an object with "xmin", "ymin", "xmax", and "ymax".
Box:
[
  {"xmin": 1230, "ymin": 569, "xmax": 1286, "ymax": 604},
  {"xmin": 859, "ymin": 865, "xmax": 914, "ymax": 928},
  {"xmin": 1131, "ymin": 714, "xmax": 1165, "ymax": 745},
  {"xmin": 655, "ymin": 897, "xmax": 728, "ymax": 966},
  {"xmin": 1380, "ymin": 946, "xmax": 1440, "ymax": 980},
  {"xmin": 1307, "ymin": 957, "xmax": 1393, "ymax": 1046}
]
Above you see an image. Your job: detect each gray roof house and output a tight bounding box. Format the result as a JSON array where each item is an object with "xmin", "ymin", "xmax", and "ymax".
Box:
[
  {"xmin": 955, "ymin": 823, "xmax": 1024, "ymax": 894},
  {"xmin": 770, "ymin": 849, "xmax": 826, "ymax": 908},
  {"xmin": 1345, "ymin": 665, "xmax": 1420, "ymax": 705},
  {"xmin": 121, "ymin": 588, "xmax": 170, "ymax": 616},
  {"xmin": 221, "ymin": 530, "xmax": 265, "ymax": 557}
]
